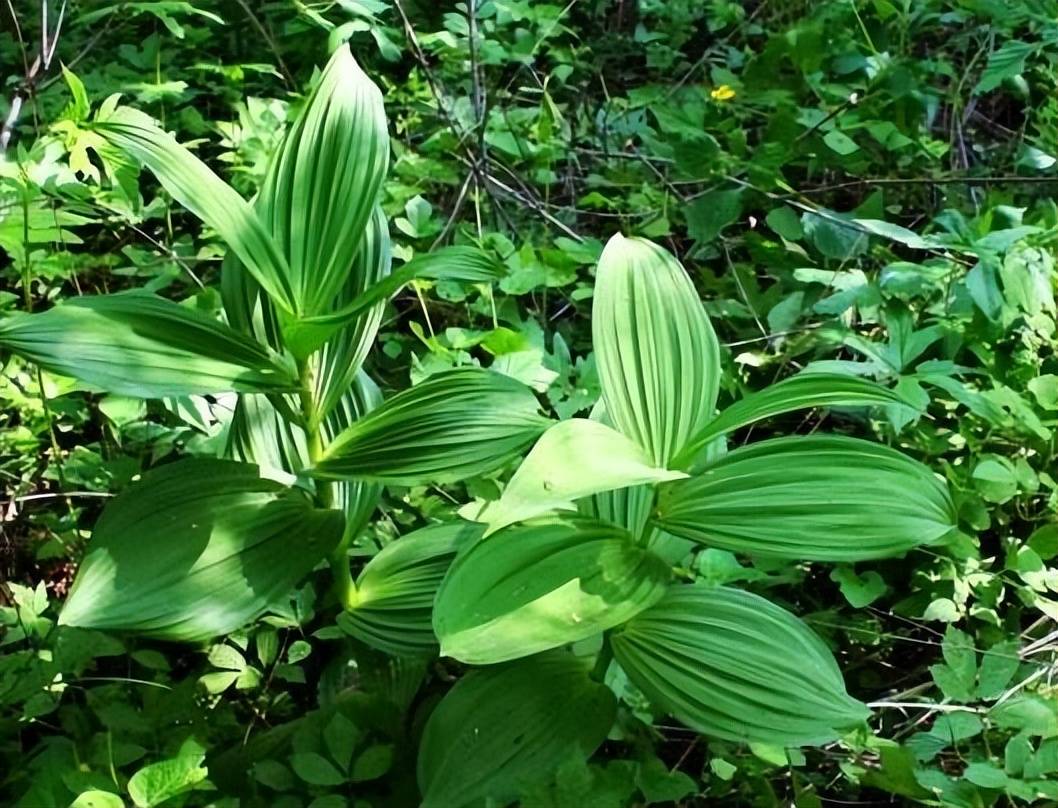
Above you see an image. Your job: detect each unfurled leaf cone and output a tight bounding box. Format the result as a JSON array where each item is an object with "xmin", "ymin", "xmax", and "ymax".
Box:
[
  {"xmin": 60, "ymin": 459, "xmax": 343, "ymax": 642},
  {"xmin": 611, "ymin": 584, "xmax": 871, "ymax": 746}
]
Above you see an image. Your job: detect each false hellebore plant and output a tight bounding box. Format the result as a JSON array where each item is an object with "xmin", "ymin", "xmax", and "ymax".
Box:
[
  {"xmin": 410, "ymin": 235, "xmax": 957, "ymax": 806},
  {"xmin": 0, "ymin": 46, "xmax": 547, "ymax": 638},
  {"xmin": 0, "ymin": 50, "xmax": 957, "ymax": 808}
]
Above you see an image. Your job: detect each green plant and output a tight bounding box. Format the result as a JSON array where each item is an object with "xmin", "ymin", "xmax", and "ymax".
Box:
[
  {"xmin": 0, "ymin": 45, "xmax": 548, "ymax": 640},
  {"xmin": 398, "ymin": 234, "xmax": 958, "ymax": 803}
]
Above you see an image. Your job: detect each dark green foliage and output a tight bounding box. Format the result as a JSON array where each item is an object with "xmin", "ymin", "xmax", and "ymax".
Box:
[{"xmin": 1, "ymin": 2, "xmax": 1056, "ymax": 807}]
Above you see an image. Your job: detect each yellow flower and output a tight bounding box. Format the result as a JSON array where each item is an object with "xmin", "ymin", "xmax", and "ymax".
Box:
[{"xmin": 710, "ymin": 84, "xmax": 736, "ymax": 102}]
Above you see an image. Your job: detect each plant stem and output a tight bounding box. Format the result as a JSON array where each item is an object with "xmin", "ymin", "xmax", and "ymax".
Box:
[
  {"xmin": 297, "ymin": 359, "xmax": 358, "ymax": 609},
  {"xmin": 590, "ymin": 634, "xmax": 613, "ymax": 683}
]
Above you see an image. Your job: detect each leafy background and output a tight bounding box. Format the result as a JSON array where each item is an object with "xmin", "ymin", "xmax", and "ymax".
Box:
[{"xmin": 1, "ymin": 1, "xmax": 1056, "ymax": 806}]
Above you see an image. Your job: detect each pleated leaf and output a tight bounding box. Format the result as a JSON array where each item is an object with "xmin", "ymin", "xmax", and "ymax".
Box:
[
  {"xmin": 59, "ymin": 459, "xmax": 343, "ymax": 642},
  {"xmin": 256, "ymin": 45, "xmax": 388, "ymax": 319},
  {"xmin": 312, "ymin": 207, "xmax": 391, "ymax": 421},
  {"xmin": 310, "ymin": 368, "xmax": 549, "ymax": 485},
  {"xmin": 284, "ymin": 246, "xmax": 505, "ymax": 351},
  {"xmin": 417, "ymin": 651, "xmax": 615, "ymax": 808},
  {"xmin": 322, "ymin": 373, "xmax": 386, "ymax": 542},
  {"xmin": 434, "ymin": 516, "xmax": 671, "ymax": 664},
  {"xmin": 673, "ymin": 373, "xmax": 909, "ymax": 468},
  {"xmin": 611, "ymin": 585, "xmax": 871, "ymax": 746},
  {"xmin": 337, "ymin": 521, "xmax": 481, "ymax": 656},
  {"xmin": 0, "ymin": 293, "xmax": 297, "ymax": 398},
  {"xmin": 93, "ymin": 107, "xmax": 296, "ymax": 314},
  {"xmin": 475, "ymin": 418, "xmax": 687, "ymax": 536},
  {"xmin": 593, "ymin": 234, "xmax": 720, "ymax": 465},
  {"xmin": 657, "ymin": 435, "xmax": 957, "ymax": 561}
]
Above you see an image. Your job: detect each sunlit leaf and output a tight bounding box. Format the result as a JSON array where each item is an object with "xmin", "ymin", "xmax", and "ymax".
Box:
[
  {"xmin": 474, "ymin": 418, "xmax": 686, "ymax": 536},
  {"xmin": 311, "ymin": 368, "xmax": 549, "ymax": 485},
  {"xmin": 674, "ymin": 373, "xmax": 909, "ymax": 468},
  {"xmin": 657, "ymin": 435, "xmax": 956, "ymax": 561},
  {"xmin": 434, "ymin": 516, "xmax": 670, "ymax": 664},
  {"xmin": 0, "ymin": 293, "xmax": 297, "ymax": 398},
  {"xmin": 259, "ymin": 45, "xmax": 388, "ymax": 318},
  {"xmin": 60, "ymin": 459, "xmax": 343, "ymax": 641},
  {"xmin": 611, "ymin": 585, "xmax": 870, "ymax": 746},
  {"xmin": 284, "ymin": 246, "xmax": 505, "ymax": 349},
  {"xmin": 593, "ymin": 234, "xmax": 721, "ymax": 465},
  {"xmin": 93, "ymin": 107, "xmax": 296, "ymax": 313}
]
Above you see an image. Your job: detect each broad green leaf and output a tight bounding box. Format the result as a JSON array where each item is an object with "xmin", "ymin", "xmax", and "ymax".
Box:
[
  {"xmin": 338, "ymin": 521, "xmax": 480, "ymax": 656},
  {"xmin": 0, "ymin": 293, "xmax": 297, "ymax": 398},
  {"xmin": 93, "ymin": 107, "xmax": 296, "ymax": 313},
  {"xmin": 284, "ymin": 246, "xmax": 505, "ymax": 349},
  {"xmin": 673, "ymin": 374, "xmax": 908, "ymax": 468},
  {"xmin": 434, "ymin": 516, "xmax": 670, "ymax": 664},
  {"xmin": 417, "ymin": 651, "xmax": 615, "ymax": 808},
  {"xmin": 592, "ymin": 234, "xmax": 720, "ymax": 465},
  {"xmin": 257, "ymin": 45, "xmax": 388, "ymax": 320},
  {"xmin": 311, "ymin": 368, "xmax": 549, "ymax": 485},
  {"xmin": 974, "ymin": 40, "xmax": 1037, "ymax": 94},
  {"xmin": 60, "ymin": 459, "xmax": 343, "ymax": 641},
  {"xmin": 657, "ymin": 435, "xmax": 956, "ymax": 561},
  {"xmin": 474, "ymin": 418, "xmax": 687, "ymax": 536},
  {"xmin": 71, "ymin": 792, "xmax": 124, "ymax": 808},
  {"xmin": 127, "ymin": 754, "xmax": 208, "ymax": 808},
  {"xmin": 611, "ymin": 585, "xmax": 870, "ymax": 746},
  {"xmin": 291, "ymin": 753, "xmax": 344, "ymax": 786}
]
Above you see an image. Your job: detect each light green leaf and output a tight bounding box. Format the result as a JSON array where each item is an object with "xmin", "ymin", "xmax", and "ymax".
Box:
[
  {"xmin": 674, "ymin": 374, "xmax": 907, "ymax": 468},
  {"xmin": 610, "ymin": 585, "xmax": 870, "ymax": 746},
  {"xmin": 658, "ymin": 435, "xmax": 956, "ymax": 561},
  {"xmin": 93, "ymin": 107, "xmax": 296, "ymax": 313},
  {"xmin": 71, "ymin": 792, "xmax": 124, "ymax": 808},
  {"xmin": 474, "ymin": 418, "xmax": 687, "ymax": 536},
  {"xmin": 127, "ymin": 755, "xmax": 208, "ymax": 808},
  {"xmin": 0, "ymin": 293, "xmax": 297, "ymax": 398},
  {"xmin": 977, "ymin": 641, "xmax": 1021, "ymax": 701},
  {"xmin": 766, "ymin": 206, "xmax": 803, "ymax": 240},
  {"xmin": 593, "ymin": 234, "xmax": 720, "ymax": 465},
  {"xmin": 664, "ymin": 435, "xmax": 956, "ymax": 562},
  {"xmin": 311, "ymin": 368, "xmax": 549, "ymax": 485},
  {"xmin": 823, "ymin": 130, "xmax": 859, "ymax": 155},
  {"xmin": 60, "ymin": 459, "xmax": 343, "ymax": 641},
  {"xmin": 434, "ymin": 516, "xmax": 670, "ymax": 664},
  {"xmin": 61, "ymin": 65, "xmax": 90, "ymax": 120},
  {"xmin": 417, "ymin": 651, "xmax": 615, "ymax": 808},
  {"xmin": 257, "ymin": 45, "xmax": 387, "ymax": 321},
  {"xmin": 338, "ymin": 521, "xmax": 480, "ymax": 655},
  {"xmin": 312, "ymin": 208, "xmax": 391, "ymax": 420}
]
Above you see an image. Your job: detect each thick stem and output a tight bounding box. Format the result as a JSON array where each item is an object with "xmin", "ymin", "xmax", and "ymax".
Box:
[
  {"xmin": 297, "ymin": 359, "xmax": 357, "ymax": 609},
  {"xmin": 590, "ymin": 634, "xmax": 614, "ymax": 683}
]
